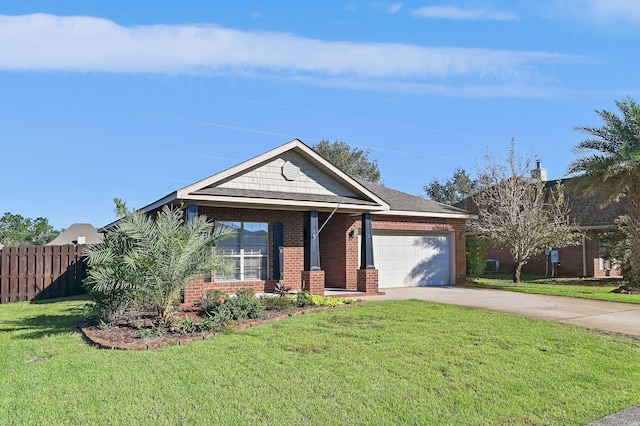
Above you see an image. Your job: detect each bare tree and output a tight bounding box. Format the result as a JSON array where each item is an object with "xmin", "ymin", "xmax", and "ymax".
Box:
[{"xmin": 471, "ymin": 140, "xmax": 581, "ymax": 282}]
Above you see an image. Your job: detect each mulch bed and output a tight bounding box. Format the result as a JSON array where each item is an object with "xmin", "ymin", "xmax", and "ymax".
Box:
[{"xmin": 79, "ymin": 302, "xmax": 363, "ymax": 351}]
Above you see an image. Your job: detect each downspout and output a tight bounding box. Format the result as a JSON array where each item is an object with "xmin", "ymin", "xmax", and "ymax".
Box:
[{"xmin": 582, "ymin": 234, "xmax": 587, "ymax": 277}]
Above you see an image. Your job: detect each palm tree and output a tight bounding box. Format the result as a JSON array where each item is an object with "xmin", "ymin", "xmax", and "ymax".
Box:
[
  {"xmin": 84, "ymin": 204, "xmax": 233, "ymax": 325},
  {"xmin": 568, "ymin": 97, "xmax": 640, "ymax": 286}
]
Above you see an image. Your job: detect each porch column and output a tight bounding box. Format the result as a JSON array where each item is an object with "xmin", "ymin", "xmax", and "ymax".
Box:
[
  {"xmin": 303, "ymin": 211, "xmax": 324, "ymax": 295},
  {"xmin": 307, "ymin": 211, "xmax": 321, "ymax": 271},
  {"xmin": 360, "ymin": 213, "xmax": 374, "ymax": 269},
  {"xmin": 358, "ymin": 213, "xmax": 379, "ymax": 294}
]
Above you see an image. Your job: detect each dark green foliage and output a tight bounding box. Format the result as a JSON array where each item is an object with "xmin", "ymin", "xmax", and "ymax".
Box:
[
  {"xmin": 312, "ymin": 140, "xmax": 381, "ymax": 183},
  {"xmin": 198, "ymin": 288, "xmax": 264, "ymax": 321},
  {"xmin": 424, "ymin": 167, "xmax": 478, "ymax": 205},
  {"xmin": 197, "ymin": 289, "xmax": 229, "ymax": 313},
  {"xmin": 569, "ymin": 97, "xmax": 640, "ymax": 286},
  {"xmin": 599, "ymin": 215, "xmax": 630, "ymax": 268},
  {"xmin": 466, "ymin": 237, "xmax": 488, "ymax": 276},
  {"xmin": 0, "ymin": 212, "xmax": 60, "ymax": 246},
  {"xmin": 261, "ymin": 296, "xmax": 294, "ymax": 311},
  {"xmin": 295, "ymin": 291, "xmax": 314, "ymax": 307},
  {"xmin": 83, "ymin": 203, "xmax": 233, "ymax": 325},
  {"xmin": 229, "ymin": 288, "xmax": 265, "ymax": 320}
]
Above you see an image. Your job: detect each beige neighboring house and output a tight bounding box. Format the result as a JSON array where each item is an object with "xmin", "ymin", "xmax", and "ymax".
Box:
[{"xmin": 47, "ymin": 223, "xmax": 103, "ymax": 246}]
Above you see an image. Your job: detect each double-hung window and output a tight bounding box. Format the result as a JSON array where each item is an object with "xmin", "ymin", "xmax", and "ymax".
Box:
[{"xmin": 215, "ymin": 221, "xmax": 268, "ymax": 281}]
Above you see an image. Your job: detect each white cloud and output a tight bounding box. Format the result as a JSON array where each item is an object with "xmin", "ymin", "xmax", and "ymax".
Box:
[
  {"xmin": 411, "ymin": 6, "xmax": 518, "ymax": 21},
  {"xmin": 344, "ymin": 3, "xmax": 359, "ymax": 13},
  {"xmin": 551, "ymin": 0, "xmax": 640, "ymax": 24},
  {"xmin": 369, "ymin": 2, "xmax": 403, "ymax": 14},
  {"xmin": 0, "ymin": 13, "xmax": 586, "ymax": 98},
  {"xmin": 585, "ymin": 0, "xmax": 640, "ymax": 23}
]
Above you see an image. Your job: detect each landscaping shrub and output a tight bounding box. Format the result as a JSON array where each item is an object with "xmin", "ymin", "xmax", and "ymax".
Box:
[
  {"xmin": 83, "ymin": 203, "xmax": 234, "ymax": 326},
  {"xmin": 273, "ymin": 282, "xmax": 291, "ymax": 297},
  {"xmin": 228, "ymin": 288, "xmax": 265, "ymax": 320},
  {"xmin": 197, "ymin": 289, "xmax": 229, "ymax": 314},
  {"xmin": 466, "ymin": 236, "xmax": 488, "ymax": 276},
  {"xmin": 310, "ymin": 295, "xmax": 353, "ymax": 307},
  {"xmin": 198, "ymin": 288, "xmax": 264, "ymax": 321},
  {"xmin": 260, "ymin": 296, "xmax": 294, "ymax": 311},
  {"xmin": 295, "ymin": 291, "xmax": 314, "ymax": 307}
]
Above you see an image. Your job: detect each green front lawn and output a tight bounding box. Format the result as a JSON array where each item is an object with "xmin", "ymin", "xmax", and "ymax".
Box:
[
  {"xmin": 466, "ymin": 274, "xmax": 640, "ymax": 304},
  {"xmin": 2, "ymin": 296, "xmax": 640, "ymax": 425}
]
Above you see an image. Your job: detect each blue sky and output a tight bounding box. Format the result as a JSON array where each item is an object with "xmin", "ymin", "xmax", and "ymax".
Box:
[{"xmin": 1, "ymin": 1, "xmax": 639, "ymax": 230}]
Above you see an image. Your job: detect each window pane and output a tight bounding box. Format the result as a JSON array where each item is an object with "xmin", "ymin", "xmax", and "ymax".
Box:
[
  {"xmin": 243, "ymin": 222, "xmax": 268, "ymax": 252},
  {"xmin": 244, "ymin": 257, "xmax": 262, "ymax": 280},
  {"xmin": 215, "ymin": 257, "xmax": 240, "ymax": 281},
  {"xmin": 216, "ymin": 221, "xmax": 241, "ymax": 250},
  {"xmin": 213, "ymin": 221, "xmax": 268, "ymax": 281}
]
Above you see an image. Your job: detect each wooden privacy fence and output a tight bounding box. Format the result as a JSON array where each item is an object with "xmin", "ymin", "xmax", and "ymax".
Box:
[{"xmin": 0, "ymin": 244, "xmax": 87, "ymax": 303}]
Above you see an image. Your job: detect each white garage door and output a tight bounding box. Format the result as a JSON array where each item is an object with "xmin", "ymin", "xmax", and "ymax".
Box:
[{"xmin": 373, "ymin": 231, "xmax": 452, "ymax": 288}]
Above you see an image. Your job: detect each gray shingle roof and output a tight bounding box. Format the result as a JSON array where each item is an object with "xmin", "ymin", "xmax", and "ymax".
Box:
[
  {"xmin": 456, "ymin": 178, "xmax": 626, "ymax": 228},
  {"xmin": 190, "ymin": 187, "xmax": 379, "ymax": 206},
  {"xmin": 356, "ymin": 179, "xmax": 473, "ymax": 216},
  {"xmin": 47, "ymin": 223, "xmax": 103, "ymax": 245},
  {"xmin": 557, "ymin": 180, "xmax": 626, "ymax": 227}
]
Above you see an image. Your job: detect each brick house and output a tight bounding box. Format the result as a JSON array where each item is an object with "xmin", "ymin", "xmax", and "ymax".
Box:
[
  {"xmin": 108, "ymin": 140, "xmax": 474, "ymax": 305},
  {"xmin": 462, "ymin": 163, "xmax": 626, "ymax": 279}
]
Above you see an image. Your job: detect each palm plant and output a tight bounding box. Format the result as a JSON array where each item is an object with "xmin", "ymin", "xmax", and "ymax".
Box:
[
  {"xmin": 84, "ymin": 204, "xmax": 233, "ymax": 325},
  {"xmin": 569, "ymin": 97, "xmax": 640, "ymax": 286}
]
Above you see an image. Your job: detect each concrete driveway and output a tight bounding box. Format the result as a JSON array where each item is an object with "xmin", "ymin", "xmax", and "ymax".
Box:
[{"xmin": 360, "ymin": 286, "xmax": 640, "ymax": 337}]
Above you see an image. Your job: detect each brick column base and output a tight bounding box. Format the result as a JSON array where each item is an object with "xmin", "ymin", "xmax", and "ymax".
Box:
[
  {"xmin": 301, "ymin": 270, "xmax": 325, "ymax": 295},
  {"xmin": 357, "ymin": 269, "xmax": 379, "ymax": 294}
]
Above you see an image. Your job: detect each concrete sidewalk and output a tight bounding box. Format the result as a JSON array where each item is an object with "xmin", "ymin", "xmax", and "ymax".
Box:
[{"xmin": 360, "ymin": 286, "xmax": 640, "ymax": 336}]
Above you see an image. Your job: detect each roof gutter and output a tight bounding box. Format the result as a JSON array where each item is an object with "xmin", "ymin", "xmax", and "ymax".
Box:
[{"xmin": 372, "ymin": 210, "xmax": 477, "ymax": 220}]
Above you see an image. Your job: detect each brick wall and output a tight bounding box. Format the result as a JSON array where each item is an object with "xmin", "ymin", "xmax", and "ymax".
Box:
[
  {"xmin": 301, "ymin": 270, "xmax": 325, "ymax": 295},
  {"xmin": 183, "ymin": 207, "xmax": 305, "ymax": 305},
  {"xmin": 175, "ymin": 205, "xmax": 468, "ymax": 304},
  {"xmin": 357, "ymin": 268, "xmax": 379, "ymax": 293},
  {"xmin": 317, "ymin": 213, "xmax": 468, "ymax": 289},
  {"xmin": 318, "ymin": 213, "xmax": 359, "ymax": 290},
  {"xmin": 485, "ymin": 230, "xmax": 623, "ymax": 278},
  {"xmin": 371, "ymin": 215, "xmax": 468, "ymax": 284}
]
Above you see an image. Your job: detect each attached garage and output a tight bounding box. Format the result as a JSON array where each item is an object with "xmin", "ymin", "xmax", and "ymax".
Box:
[
  {"xmin": 373, "ymin": 230, "xmax": 454, "ymax": 288},
  {"xmin": 123, "ymin": 140, "xmax": 474, "ymax": 303}
]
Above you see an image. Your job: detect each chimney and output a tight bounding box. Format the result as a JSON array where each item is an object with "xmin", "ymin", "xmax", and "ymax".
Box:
[{"xmin": 531, "ymin": 159, "xmax": 547, "ymax": 181}]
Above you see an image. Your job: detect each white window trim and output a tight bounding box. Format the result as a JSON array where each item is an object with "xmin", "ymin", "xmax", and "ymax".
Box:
[{"xmin": 216, "ymin": 222, "xmax": 269, "ymax": 281}]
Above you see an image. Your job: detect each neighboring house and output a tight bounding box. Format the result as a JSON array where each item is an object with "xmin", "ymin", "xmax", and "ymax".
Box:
[
  {"xmin": 460, "ymin": 163, "xmax": 625, "ymax": 278},
  {"xmin": 104, "ymin": 139, "xmax": 475, "ymax": 304},
  {"xmin": 47, "ymin": 223, "xmax": 103, "ymax": 246}
]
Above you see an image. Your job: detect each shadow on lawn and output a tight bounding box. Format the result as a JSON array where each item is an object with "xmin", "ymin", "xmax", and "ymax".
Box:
[{"xmin": 1, "ymin": 298, "xmax": 89, "ymax": 340}]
